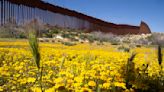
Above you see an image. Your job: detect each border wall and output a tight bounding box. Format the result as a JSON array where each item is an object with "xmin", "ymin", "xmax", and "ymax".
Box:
[{"xmin": 0, "ymin": 0, "xmax": 151, "ymax": 35}]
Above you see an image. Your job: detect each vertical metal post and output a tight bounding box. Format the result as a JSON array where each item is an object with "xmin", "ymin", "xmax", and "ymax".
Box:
[
  {"xmin": 26, "ymin": 6, "xmax": 28, "ymax": 21},
  {"xmin": 2, "ymin": 0, "xmax": 4, "ymax": 25},
  {"xmin": 13, "ymin": 3, "xmax": 15, "ymax": 24},
  {"xmin": 3, "ymin": 0, "xmax": 5, "ymax": 24},
  {"xmin": 17, "ymin": 4, "xmax": 19, "ymax": 25},
  {"xmin": 30, "ymin": 7, "xmax": 32, "ymax": 21},
  {"xmin": 27, "ymin": 6, "xmax": 29, "ymax": 22},
  {"xmin": 22, "ymin": 5, "xmax": 24, "ymax": 24},
  {"xmin": 9, "ymin": 0, "xmax": 11, "ymax": 22},
  {"xmin": 7, "ymin": 1, "xmax": 9, "ymax": 23},
  {"xmin": 5, "ymin": 0, "xmax": 7, "ymax": 23},
  {"xmin": 16, "ymin": 4, "xmax": 18, "ymax": 24},
  {"xmin": 23, "ymin": 5, "xmax": 25, "ymax": 23},
  {"xmin": 10, "ymin": 1, "xmax": 12, "ymax": 23},
  {"xmin": 0, "ymin": 0, "xmax": 2, "ymax": 25},
  {"xmin": 26, "ymin": 6, "xmax": 28, "ymax": 22},
  {"xmin": 0, "ymin": 0, "xmax": 2, "ymax": 26},
  {"xmin": 34, "ymin": 8, "xmax": 36, "ymax": 20}
]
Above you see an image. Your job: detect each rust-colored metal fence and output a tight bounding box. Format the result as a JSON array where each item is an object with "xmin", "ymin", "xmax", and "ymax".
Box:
[
  {"xmin": 0, "ymin": 0, "xmax": 90, "ymax": 29},
  {"xmin": 0, "ymin": 0, "xmax": 151, "ymax": 34}
]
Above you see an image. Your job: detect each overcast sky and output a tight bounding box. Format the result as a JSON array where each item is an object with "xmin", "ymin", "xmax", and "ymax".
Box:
[{"xmin": 43, "ymin": 0, "xmax": 164, "ymax": 32}]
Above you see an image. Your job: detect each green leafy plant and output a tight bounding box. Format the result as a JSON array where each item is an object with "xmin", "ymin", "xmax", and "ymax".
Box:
[
  {"xmin": 157, "ymin": 45, "xmax": 162, "ymax": 65},
  {"xmin": 126, "ymin": 53, "xmax": 136, "ymax": 89},
  {"xmin": 28, "ymin": 30, "xmax": 43, "ymax": 92},
  {"xmin": 29, "ymin": 31, "xmax": 40, "ymax": 69}
]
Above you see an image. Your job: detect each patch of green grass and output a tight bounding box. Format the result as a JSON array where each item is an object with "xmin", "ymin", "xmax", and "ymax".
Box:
[
  {"xmin": 0, "ymin": 38, "xmax": 17, "ymax": 42},
  {"xmin": 0, "ymin": 38, "xmax": 27, "ymax": 42}
]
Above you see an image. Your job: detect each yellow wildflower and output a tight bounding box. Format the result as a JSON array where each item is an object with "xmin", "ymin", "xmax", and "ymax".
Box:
[
  {"xmin": 27, "ymin": 77, "xmax": 36, "ymax": 83},
  {"xmin": 80, "ymin": 87, "xmax": 92, "ymax": 92},
  {"xmin": 0, "ymin": 86, "xmax": 3, "ymax": 91},
  {"xmin": 102, "ymin": 83, "xmax": 110, "ymax": 89},
  {"xmin": 88, "ymin": 81, "xmax": 96, "ymax": 87}
]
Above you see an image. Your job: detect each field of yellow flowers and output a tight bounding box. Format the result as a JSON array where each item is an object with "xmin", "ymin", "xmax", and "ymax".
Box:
[{"xmin": 0, "ymin": 40, "xmax": 163, "ymax": 92}]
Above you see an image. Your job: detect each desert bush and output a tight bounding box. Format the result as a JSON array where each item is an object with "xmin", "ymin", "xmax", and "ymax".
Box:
[
  {"xmin": 0, "ymin": 19, "xmax": 46, "ymax": 39},
  {"xmin": 0, "ymin": 22, "xmax": 18, "ymax": 38},
  {"xmin": 128, "ymin": 33, "xmax": 164, "ymax": 46},
  {"xmin": 151, "ymin": 32, "xmax": 164, "ymax": 45},
  {"xmin": 0, "ymin": 26, "xmax": 14, "ymax": 38},
  {"xmin": 86, "ymin": 35, "xmax": 95, "ymax": 43},
  {"xmin": 61, "ymin": 41, "xmax": 76, "ymax": 46},
  {"xmin": 118, "ymin": 45, "xmax": 130, "ymax": 52},
  {"xmin": 91, "ymin": 31, "xmax": 120, "ymax": 44},
  {"xmin": 79, "ymin": 34, "xmax": 87, "ymax": 40},
  {"xmin": 61, "ymin": 32, "xmax": 73, "ymax": 38},
  {"xmin": 133, "ymin": 38, "xmax": 150, "ymax": 45},
  {"xmin": 51, "ymin": 28, "xmax": 60, "ymax": 34}
]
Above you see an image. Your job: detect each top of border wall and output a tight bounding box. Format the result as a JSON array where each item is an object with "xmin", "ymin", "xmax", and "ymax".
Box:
[{"xmin": 8, "ymin": 0, "xmax": 140, "ymax": 29}]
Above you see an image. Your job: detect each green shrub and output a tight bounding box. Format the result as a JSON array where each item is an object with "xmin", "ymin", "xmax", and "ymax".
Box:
[
  {"xmin": 118, "ymin": 46, "xmax": 130, "ymax": 52},
  {"xmin": 17, "ymin": 33, "xmax": 27, "ymax": 38},
  {"xmin": 61, "ymin": 42, "xmax": 76, "ymax": 46},
  {"xmin": 87, "ymin": 35, "xmax": 95, "ymax": 43}
]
